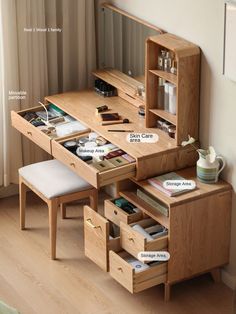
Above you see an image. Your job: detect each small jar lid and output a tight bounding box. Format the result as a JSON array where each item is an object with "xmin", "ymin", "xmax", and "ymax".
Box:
[{"xmin": 64, "ymin": 140, "xmax": 77, "ymax": 148}]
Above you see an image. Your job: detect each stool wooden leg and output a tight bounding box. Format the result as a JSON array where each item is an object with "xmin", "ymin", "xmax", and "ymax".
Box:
[
  {"xmin": 89, "ymin": 189, "xmax": 98, "ymax": 211},
  {"xmin": 60, "ymin": 203, "xmax": 66, "ymax": 219},
  {"xmin": 19, "ymin": 177, "xmax": 27, "ymax": 230},
  {"xmin": 48, "ymin": 199, "xmax": 58, "ymax": 260}
]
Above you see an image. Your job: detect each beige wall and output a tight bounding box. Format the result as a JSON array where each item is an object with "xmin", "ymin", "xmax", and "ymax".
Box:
[{"xmin": 110, "ymin": 0, "xmax": 236, "ymax": 288}]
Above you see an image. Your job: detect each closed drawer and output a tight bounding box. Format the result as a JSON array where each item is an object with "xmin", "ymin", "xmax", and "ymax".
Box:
[
  {"xmin": 104, "ymin": 199, "xmax": 143, "ymax": 227},
  {"xmin": 52, "ymin": 135, "xmax": 136, "ymax": 189},
  {"xmin": 84, "ymin": 205, "xmax": 121, "ymax": 272},
  {"xmin": 120, "ymin": 219, "xmax": 168, "ymax": 260},
  {"xmin": 11, "ymin": 107, "xmax": 52, "ymax": 154},
  {"xmin": 109, "ymin": 250, "xmax": 167, "ymax": 293}
]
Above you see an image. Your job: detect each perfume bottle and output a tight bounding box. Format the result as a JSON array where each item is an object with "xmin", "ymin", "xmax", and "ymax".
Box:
[
  {"xmin": 158, "ymin": 50, "xmax": 166, "ymax": 70},
  {"xmin": 164, "ymin": 52, "xmax": 172, "ymax": 72},
  {"xmin": 170, "ymin": 60, "xmax": 177, "ymax": 75}
]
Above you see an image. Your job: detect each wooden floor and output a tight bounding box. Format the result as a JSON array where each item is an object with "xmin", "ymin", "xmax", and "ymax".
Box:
[{"xmin": 0, "ymin": 192, "xmax": 234, "ymax": 314}]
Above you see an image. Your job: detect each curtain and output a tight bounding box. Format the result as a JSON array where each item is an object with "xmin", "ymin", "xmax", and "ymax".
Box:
[{"xmin": 0, "ymin": 0, "xmax": 96, "ymax": 187}]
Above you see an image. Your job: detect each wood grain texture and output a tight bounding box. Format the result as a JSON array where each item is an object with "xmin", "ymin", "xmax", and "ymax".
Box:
[
  {"xmin": 168, "ymin": 190, "xmax": 232, "ymax": 283},
  {"xmin": 120, "ymin": 221, "xmax": 168, "ymax": 260},
  {"xmin": 145, "ymin": 33, "xmax": 200, "ymax": 145},
  {"xmin": 104, "ymin": 199, "xmax": 143, "ymax": 226},
  {"xmin": 0, "ymin": 193, "xmax": 234, "ymax": 313},
  {"xmin": 132, "ymin": 167, "xmax": 232, "ymax": 207},
  {"xmin": 11, "ymin": 110, "xmax": 52, "ymax": 154}
]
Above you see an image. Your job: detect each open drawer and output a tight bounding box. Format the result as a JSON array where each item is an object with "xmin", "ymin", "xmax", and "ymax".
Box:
[
  {"xmin": 104, "ymin": 199, "xmax": 143, "ymax": 226},
  {"xmin": 52, "ymin": 134, "xmax": 136, "ymax": 189},
  {"xmin": 84, "ymin": 205, "xmax": 121, "ymax": 272},
  {"xmin": 11, "ymin": 106, "xmax": 53, "ymax": 154},
  {"xmin": 120, "ymin": 218, "xmax": 168, "ymax": 261},
  {"xmin": 11, "ymin": 105, "xmax": 90, "ymax": 154},
  {"xmin": 109, "ymin": 250, "xmax": 167, "ymax": 293}
]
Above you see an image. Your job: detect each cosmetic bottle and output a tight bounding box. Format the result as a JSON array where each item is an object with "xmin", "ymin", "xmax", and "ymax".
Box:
[
  {"xmin": 157, "ymin": 78, "xmax": 165, "ymax": 109},
  {"xmin": 164, "ymin": 52, "xmax": 172, "ymax": 72},
  {"xmin": 158, "ymin": 50, "xmax": 166, "ymax": 70}
]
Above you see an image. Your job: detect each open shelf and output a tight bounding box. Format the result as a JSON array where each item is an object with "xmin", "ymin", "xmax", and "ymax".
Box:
[
  {"xmin": 149, "ymin": 70, "xmax": 177, "ymax": 85},
  {"xmin": 149, "ymin": 109, "xmax": 177, "ymax": 125},
  {"xmin": 119, "ymin": 190, "xmax": 169, "ymax": 229}
]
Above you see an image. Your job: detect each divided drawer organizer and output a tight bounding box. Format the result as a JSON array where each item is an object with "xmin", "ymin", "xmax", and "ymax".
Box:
[
  {"xmin": 11, "ymin": 106, "xmax": 137, "ymax": 189},
  {"xmin": 84, "ymin": 192, "xmax": 169, "ymax": 294}
]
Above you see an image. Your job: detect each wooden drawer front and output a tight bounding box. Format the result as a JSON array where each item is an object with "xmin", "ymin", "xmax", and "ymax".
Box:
[
  {"xmin": 104, "ymin": 200, "xmax": 143, "ymax": 227},
  {"xmin": 11, "ymin": 110, "xmax": 51, "ymax": 154},
  {"xmin": 109, "ymin": 251, "xmax": 167, "ymax": 293},
  {"xmin": 52, "ymin": 139, "xmax": 136, "ymax": 189},
  {"xmin": 120, "ymin": 221, "xmax": 168, "ymax": 260},
  {"xmin": 84, "ymin": 205, "xmax": 121, "ymax": 272}
]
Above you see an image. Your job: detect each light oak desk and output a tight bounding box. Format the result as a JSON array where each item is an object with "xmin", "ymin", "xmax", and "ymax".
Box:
[
  {"xmin": 12, "ymin": 90, "xmax": 197, "ymax": 189},
  {"xmin": 11, "ymin": 90, "xmax": 232, "ymax": 301}
]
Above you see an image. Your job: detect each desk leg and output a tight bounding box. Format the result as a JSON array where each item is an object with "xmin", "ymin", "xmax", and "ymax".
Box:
[
  {"xmin": 211, "ymin": 268, "xmax": 221, "ymax": 283},
  {"xmin": 164, "ymin": 283, "xmax": 171, "ymax": 301}
]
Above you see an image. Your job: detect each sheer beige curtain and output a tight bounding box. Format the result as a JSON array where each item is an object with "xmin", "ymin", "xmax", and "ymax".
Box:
[{"xmin": 0, "ymin": 0, "xmax": 96, "ymax": 187}]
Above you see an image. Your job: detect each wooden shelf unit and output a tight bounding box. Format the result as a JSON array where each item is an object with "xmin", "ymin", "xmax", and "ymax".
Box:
[{"xmin": 145, "ymin": 33, "xmax": 200, "ymax": 145}]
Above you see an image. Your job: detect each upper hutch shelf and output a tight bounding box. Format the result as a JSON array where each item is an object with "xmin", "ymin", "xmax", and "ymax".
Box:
[{"xmin": 145, "ymin": 33, "xmax": 200, "ymax": 145}]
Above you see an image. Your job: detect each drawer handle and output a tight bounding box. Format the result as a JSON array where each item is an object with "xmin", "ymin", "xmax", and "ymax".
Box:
[
  {"xmin": 70, "ymin": 163, "xmax": 75, "ymax": 168},
  {"xmin": 114, "ymin": 210, "xmax": 118, "ymax": 215},
  {"xmin": 117, "ymin": 267, "xmax": 123, "ymax": 272},
  {"xmin": 27, "ymin": 131, "xmax": 32, "ymax": 136},
  {"xmin": 128, "ymin": 237, "xmax": 134, "ymax": 242},
  {"xmin": 86, "ymin": 218, "xmax": 101, "ymax": 230}
]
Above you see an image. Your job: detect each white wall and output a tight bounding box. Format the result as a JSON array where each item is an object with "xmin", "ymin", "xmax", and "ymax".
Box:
[{"xmin": 110, "ymin": 0, "xmax": 236, "ymax": 288}]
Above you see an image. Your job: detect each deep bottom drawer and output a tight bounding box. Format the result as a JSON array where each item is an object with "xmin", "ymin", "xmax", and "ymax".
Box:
[{"xmin": 109, "ymin": 250, "xmax": 167, "ymax": 293}]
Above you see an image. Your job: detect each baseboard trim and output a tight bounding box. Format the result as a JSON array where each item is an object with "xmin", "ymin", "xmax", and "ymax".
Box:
[{"xmin": 222, "ymin": 269, "xmax": 236, "ymax": 290}]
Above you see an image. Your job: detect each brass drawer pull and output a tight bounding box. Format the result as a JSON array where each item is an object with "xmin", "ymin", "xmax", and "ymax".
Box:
[
  {"xmin": 70, "ymin": 162, "xmax": 75, "ymax": 168},
  {"xmin": 27, "ymin": 131, "xmax": 32, "ymax": 136},
  {"xmin": 128, "ymin": 237, "xmax": 134, "ymax": 242},
  {"xmin": 86, "ymin": 218, "xmax": 101, "ymax": 229},
  {"xmin": 117, "ymin": 267, "xmax": 123, "ymax": 272}
]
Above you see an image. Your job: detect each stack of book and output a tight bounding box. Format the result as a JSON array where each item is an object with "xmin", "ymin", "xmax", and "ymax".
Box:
[{"xmin": 148, "ymin": 172, "xmax": 195, "ymax": 197}]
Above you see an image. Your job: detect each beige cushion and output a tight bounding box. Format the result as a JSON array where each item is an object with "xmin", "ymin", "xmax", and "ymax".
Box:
[{"xmin": 19, "ymin": 160, "xmax": 92, "ymax": 199}]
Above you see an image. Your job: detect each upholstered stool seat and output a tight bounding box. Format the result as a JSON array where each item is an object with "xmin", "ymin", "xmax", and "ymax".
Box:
[
  {"xmin": 19, "ymin": 159, "xmax": 98, "ymax": 260},
  {"xmin": 19, "ymin": 160, "xmax": 92, "ymax": 199}
]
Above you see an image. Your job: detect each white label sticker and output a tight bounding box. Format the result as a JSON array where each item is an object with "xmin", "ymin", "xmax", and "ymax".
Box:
[
  {"xmin": 76, "ymin": 147, "xmax": 106, "ymax": 157},
  {"xmin": 163, "ymin": 180, "xmax": 196, "ymax": 190},
  {"xmin": 138, "ymin": 251, "xmax": 170, "ymax": 262},
  {"xmin": 126, "ymin": 133, "xmax": 159, "ymax": 143}
]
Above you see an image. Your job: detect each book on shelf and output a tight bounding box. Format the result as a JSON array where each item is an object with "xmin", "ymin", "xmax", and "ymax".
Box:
[
  {"xmin": 147, "ymin": 172, "xmax": 195, "ymax": 197},
  {"xmin": 137, "ymin": 189, "xmax": 169, "ymax": 217}
]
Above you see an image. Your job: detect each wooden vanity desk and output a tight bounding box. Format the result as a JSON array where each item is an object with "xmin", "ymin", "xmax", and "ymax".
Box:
[{"xmin": 45, "ymin": 90, "xmax": 197, "ymax": 182}]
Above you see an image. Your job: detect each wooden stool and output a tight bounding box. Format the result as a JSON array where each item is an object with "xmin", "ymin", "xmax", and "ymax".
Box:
[{"xmin": 19, "ymin": 159, "xmax": 98, "ymax": 260}]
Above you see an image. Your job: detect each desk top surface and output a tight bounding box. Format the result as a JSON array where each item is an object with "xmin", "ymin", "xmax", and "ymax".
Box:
[{"xmin": 46, "ymin": 90, "xmax": 177, "ymax": 160}]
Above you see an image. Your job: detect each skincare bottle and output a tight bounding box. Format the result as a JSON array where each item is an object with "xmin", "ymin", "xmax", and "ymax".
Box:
[
  {"xmin": 157, "ymin": 78, "xmax": 165, "ymax": 109},
  {"xmin": 164, "ymin": 51, "xmax": 172, "ymax": 72},
  {"xmin": 170, "ymin": 60, "xmax": 177, "ymax": 75},
  {"xmin": 158, "ymin": 50, "xmax": 166, "ymax": 70},
  {"xmin": 168, "ymin": 83, "xmax": 177, "ymax": 115},
  {"xmin": 164, "ymin": 82, "xmax": 170, "ymax": 112}
]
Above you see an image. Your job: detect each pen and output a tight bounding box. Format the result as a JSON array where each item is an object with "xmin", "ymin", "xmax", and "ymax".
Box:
[{"xmin": 108, "ymin": 130, "xmax": 134, "ymax": 132}]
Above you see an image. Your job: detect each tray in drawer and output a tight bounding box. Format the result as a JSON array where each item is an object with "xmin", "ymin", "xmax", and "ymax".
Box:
[
  {"xmin": 104, "ymin": 199, "xmax": 143, "ymax": 226},
  {"xmin": 11, "ymin": 105, "xmax": 90, "ymax": 154},
  {"xmin": 84, "ymin": 205, "xmax": 121, "ymax": 272},
  {"xmin": 52, "ymin": 134, "xmax": 136, "ymax": 188},
  {"xmin": 109, "ymin": 250, "xmax": 167, "ymax": 293},
  {"xmin": 120, "ymin": 218, "xmax": 168, "ymax": 261}
]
